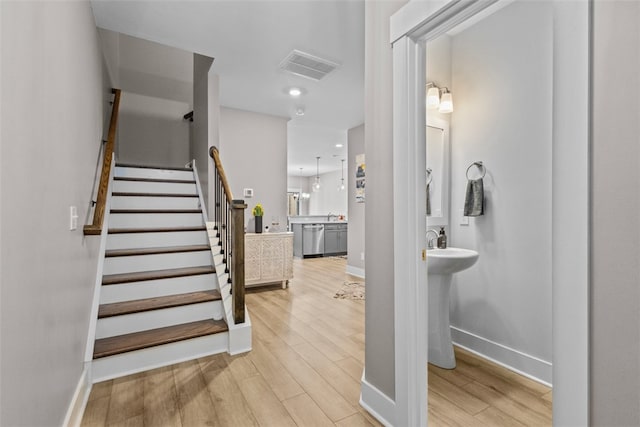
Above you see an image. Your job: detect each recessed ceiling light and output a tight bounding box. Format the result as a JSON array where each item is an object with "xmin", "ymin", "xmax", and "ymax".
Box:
[
  {"xmin": 289, "ymin": 87, "xmax": 302, "ymax": 97},
  {"xmin": 335, "ymin": 144, "xmax": 343, "ymax": 148},
  {"xmin": 295, "ymin": 107, "xmax": 305, "ymax": 116}
]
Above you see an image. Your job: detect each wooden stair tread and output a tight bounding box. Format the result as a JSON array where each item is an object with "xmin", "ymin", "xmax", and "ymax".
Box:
[
  {"xmin": 110, "ymin": 209, "xmax": 202, "ymax": 214},
  {"xmin": 106, "ymin": 244, "xmax": 211, "ymax": 257},
  {"xmin": 98, "ymin": 290, "xmax": 221, "ymax": 318},
  {"xmin": 102, "ymin": 265, "xmax": 215, "ymax": 285},
  {"xmin": 93, "ymin": 319, "xmax": 228, "ymax": 359},
  {"xmin": 115, "ymin": 162, "xmax": 192, "ymax": 171},
  {"xmin": 112, "ymin": 192, "xmax": 198, "ymax": 198},
  {"xmin": 108, "ymin": 226, "xmax": 206, "ymax": 234},
  {"xmin": 114, "ymin": 176, "xmax": 196, "ymax": 184}
]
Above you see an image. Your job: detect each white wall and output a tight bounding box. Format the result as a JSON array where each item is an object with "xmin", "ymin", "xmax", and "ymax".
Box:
[
  {"xmin": 117, "ymin": 92, "xmax": 190, "ymax": 167},
  {"xmin": 219, "ymin": 107, "xmax": 288, "ymax": 231},
  {"xmin": 1, "ymin": 1, "xmax": 106, "ymax": 424},
  {"xmin": 347, "ymin": 124, "xmax": 365, "ymax": 274},
  {"xmin": 308, "ymin": 169, "xmax": 348, "ymax": 216},
  {"xmin": 591, "ymin": 0, "xmax": 640, "ymax": 423},
  {"xmin": 447, "ymin": 1, "xmax": 554, "ymax": 380}
]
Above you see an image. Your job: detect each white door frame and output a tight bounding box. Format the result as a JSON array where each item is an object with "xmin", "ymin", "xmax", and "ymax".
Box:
[{"xmin": 390, "ymin": 1, "xmax": 590, "ymax": 425}]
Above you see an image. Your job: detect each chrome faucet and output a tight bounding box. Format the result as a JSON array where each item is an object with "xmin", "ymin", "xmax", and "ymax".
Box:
[
  {"xmin": 426, "ymin": 229, "xmax": 439, "ymax": 249},
  {"xmin": 327, "ymin": 212, "xmax": 338, "ymax": 221}
]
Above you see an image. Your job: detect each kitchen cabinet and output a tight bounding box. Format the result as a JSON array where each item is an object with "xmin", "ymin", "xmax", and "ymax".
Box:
[
  {"xmin": 292, "ymin": 222, "xmax": 347, "ymax": 257},
  {"xmin": 324, "ymin": 223, "xmax": 347, "ymax": 255}
]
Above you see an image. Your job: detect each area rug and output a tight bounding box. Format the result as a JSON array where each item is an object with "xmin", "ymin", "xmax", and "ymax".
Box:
[{"xmin": 334, "ymin": 281, "xmax": 365, "ymax": 300}]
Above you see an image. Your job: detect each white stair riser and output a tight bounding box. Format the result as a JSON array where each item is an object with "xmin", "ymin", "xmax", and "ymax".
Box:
[
  {"xmin": 106, "ymin": 230, "xmax": 209, "ymax": 250},
  {"xmin": 115, "ymin": 167, "xmax": 194, "ymax": 181},
  {"xmin": 96, "ymin": 302, "xmax": 223, "ymax": 339},
  {"xmin": 103, "ymin": 251, "xmax": 213, "ymax": 275},
  {"xmin": 91, "ymin": 332, "xmax": 228, "ymax": 382},
  {"xmin": 111, "ymin": 196, "xmax": 201, "ymax": 211},
  {"xmin": 113, "ymin": 180, "xmax": 197, "ymax": 195},
  {"xmin": 109, "ymin": 213, "xmax": 204, "ymax": 228},
  {"xmin": 100, "ymin": 274, "xmax": 217, "ymax": 304}
]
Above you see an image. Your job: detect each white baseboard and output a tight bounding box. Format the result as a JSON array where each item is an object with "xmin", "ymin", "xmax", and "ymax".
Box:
[
  {"xmin": 63, "ymin": 363, "xmax": 92, "ymax": 427},
  {"xmin": 360, "ymin": 370, "xmax": 395, "ymax": 427},
  {"xmin": 451, "ymin": 326, "xmax": 552, "ymax": 386},
  {"xmin": 228, "ymin": 311, "xmax": 252, "ymax": 355},
  {"xmin": 346, "ymin": 265, "xmax": 365, "ymax": 279}
]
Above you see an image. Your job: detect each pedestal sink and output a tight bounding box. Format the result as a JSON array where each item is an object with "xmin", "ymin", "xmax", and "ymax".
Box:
[{"xmin": 427, "ymin": 247, "xmax": 479, "ymax": 369}]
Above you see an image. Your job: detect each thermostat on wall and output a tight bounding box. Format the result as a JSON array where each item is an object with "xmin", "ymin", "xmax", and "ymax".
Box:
[{"xmin": 244, "ymin": 188, "xmax": 254, "ymax": 198}]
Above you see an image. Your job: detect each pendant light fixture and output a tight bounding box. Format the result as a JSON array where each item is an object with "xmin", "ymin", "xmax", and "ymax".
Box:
[
  {"xmin": 312, "ymin": 156, "xmax": 321, "ymax": 192},
  {"xmin": 338, "ymin": 159, "xmax": 346, "ymax": 191}
]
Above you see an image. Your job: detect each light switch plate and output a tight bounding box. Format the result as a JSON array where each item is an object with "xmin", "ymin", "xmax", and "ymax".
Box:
[
  {"xmin": 459, "ymin": 209, "xmax": 469, "ymax": 226},
  {"xmin": 243, "ymin": 188, "xmax": 254, "ymax": 198},
  {"xmin": 70, "ymin": 206, "xmax": 78, "ymax": 230}
]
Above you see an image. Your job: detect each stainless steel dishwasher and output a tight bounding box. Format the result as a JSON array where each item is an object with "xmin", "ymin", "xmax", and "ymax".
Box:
[{"xmin": 302, "ymin": 224, "xmax": 324, "ymax": 257}]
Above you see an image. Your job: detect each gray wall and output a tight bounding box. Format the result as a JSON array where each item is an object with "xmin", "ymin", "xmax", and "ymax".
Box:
[
  {"xmin": 0, "ymin": 1, "xmax": 106, "ymax": 424},
  {"xmin": 364, "ymin": 0, "xmax": 407, "ymax": 400},
  {"xmin": 219, "ymin": 107, "xmax": 288, "ymax": 231},
  {"xmin": 98, "ymin": 30, "xmax": 193, "ymax": 168},
  {"xmin": 117, "ymin": 92, "xmax": 190, "ymax": 168},
  {"xmin": 347, "ymin": 124, "xmax": 365, "ymax": 274},
  {"xmin": 591, "ymin": 0, "xmax": 640, "ymax": 424},
  {"xmin": 191, "ymin": 54, "xmax": 216, "ymax": 214},
  {"xmin": 448, "ymin": 1, "xmax": 553, "ymax": 380}
]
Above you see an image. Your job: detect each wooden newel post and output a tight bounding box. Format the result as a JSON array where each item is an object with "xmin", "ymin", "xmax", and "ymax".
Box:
[{"xmin": 231, "ymin": 200, "xmax": 247, "ymax": 324}]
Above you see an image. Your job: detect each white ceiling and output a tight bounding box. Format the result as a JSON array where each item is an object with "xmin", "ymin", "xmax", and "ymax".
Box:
[{"xmin": 91, "ymin": 0, "xmax": 364, "ymax": 175}]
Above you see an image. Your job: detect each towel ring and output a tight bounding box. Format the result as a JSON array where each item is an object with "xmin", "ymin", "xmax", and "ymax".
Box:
[
  {"xmin": 426, "ymin": 168, "xmax": 433, "ymax": 186},
  {"xmin": 466, "ymin": 161, "xmax": 486, "ymax": 180}
]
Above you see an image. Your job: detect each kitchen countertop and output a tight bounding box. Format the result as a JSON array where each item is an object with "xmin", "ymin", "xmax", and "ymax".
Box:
[{"xmin": 288, "ymin": 216, "xmax": 348, "ymax": 224}]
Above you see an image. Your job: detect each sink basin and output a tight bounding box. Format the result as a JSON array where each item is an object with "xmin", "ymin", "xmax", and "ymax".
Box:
[
  {"xmin": 427, "ymin": 247, "xmax": 479, "ymax": 275},
  {"xmin": 426, "ymin": 247, "xmax": 479, "ymax": 369}
]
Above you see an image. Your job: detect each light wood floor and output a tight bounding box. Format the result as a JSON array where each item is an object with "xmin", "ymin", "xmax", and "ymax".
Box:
[{"xmin": 81, "ymin": 257, "xmax": 551, "ymax": 426}]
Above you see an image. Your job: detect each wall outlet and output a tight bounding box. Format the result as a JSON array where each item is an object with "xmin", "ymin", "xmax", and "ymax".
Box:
[
  {"xmin": 69, "ymin": 206, "xmax": 78, "ymax": 230},
  {"xmin": 360, "ymin": 252, "xmax": 365, "ymax": 261}
]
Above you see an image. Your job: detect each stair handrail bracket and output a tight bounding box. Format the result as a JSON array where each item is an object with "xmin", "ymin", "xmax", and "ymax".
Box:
[
  {"xmin": 85, "ymin": 88, "xmax": 122, "ymax": 235},
  {"xmin": 210, "ymin": 146, "xmax": 247, "ymax": 324}
]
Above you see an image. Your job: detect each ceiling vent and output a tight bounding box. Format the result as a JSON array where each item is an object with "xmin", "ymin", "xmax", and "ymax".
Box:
[{"xmin": 279, "ymin": 50, "xmax": 340, "ymax": 81}]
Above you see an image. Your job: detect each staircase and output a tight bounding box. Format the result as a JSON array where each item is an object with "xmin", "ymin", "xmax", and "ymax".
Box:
[{"xmin": 89, "ymin": 163, "xmax": 232, "ymax": 381}]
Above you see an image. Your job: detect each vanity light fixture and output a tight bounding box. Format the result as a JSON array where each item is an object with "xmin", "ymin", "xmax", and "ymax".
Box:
[
  {"xmin": 426, "ymin": 82, "xmax": 454, "ymax": 113},
  {"xmin": 439, "ymin": 88, "xmax": 453, "ymax": 113},
  {"xmin": 338, "ymin": 159, "xmax": 346, "ymax": 191},
  {"xmin": 312, "ymin": 156, "xmax": 321, "ymax": 192}
]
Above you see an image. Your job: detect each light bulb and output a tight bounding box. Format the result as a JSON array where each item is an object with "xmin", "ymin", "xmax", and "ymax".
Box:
[
  {"xmin": 439, "ymin": 90, "xmax": 453, "ymax": 113},
  {"xmin": 426, "ymin": 86, "xmax": 440, "ymax": 109}
]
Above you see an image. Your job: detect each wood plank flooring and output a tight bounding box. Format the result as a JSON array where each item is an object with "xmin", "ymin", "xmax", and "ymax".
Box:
[{"xmin": 81, "ymin": 257, "xmax": 551, "ymax": 426}]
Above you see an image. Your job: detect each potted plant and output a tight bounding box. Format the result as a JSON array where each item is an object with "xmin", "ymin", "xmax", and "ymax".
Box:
[{"xmin": 252, "ymin": 203, "xmax": 264, "ymax": 233}]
